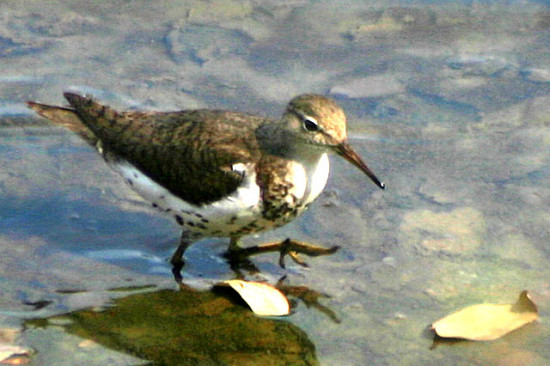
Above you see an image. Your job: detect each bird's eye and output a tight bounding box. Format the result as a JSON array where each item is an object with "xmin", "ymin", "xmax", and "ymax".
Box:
[{"xmin": 302, "ymin": 117, "xmax": 319, "ymax": 132}]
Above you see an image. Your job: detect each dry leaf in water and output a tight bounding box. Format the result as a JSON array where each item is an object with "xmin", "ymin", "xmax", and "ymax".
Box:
[
  {"xmin": 431, "ymin": 290, "xmax": 538, "ymax": 341},
  {"xmin": 221, "ymin": 280, "xmax": 290, "ymax": 316},
  {"xmin": 0, "ymin": 345, "xmax": 31, "ymax": 364}
]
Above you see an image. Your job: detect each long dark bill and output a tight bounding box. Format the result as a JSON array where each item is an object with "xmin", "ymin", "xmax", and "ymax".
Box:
[{"xmin": 336, "ymin": 143, "xmax": 385, "ymax": 189}]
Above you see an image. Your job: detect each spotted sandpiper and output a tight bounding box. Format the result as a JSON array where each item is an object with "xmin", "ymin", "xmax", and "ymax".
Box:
[{"xmin": 28, "ymin": 93, "xmax": 384, "ymax": 278}]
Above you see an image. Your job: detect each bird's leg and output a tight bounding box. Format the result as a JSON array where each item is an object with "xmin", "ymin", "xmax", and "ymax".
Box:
[
  {"xmin": 226, "ymin": 237, "xmax": 340, "ymax": 269},
  {"xmin": 228, "ymin": 236, "xmax": 241, "ymax": 251},
  {"xmin": 170, "ymin": 233, "xmax": 191, "ymax": 283},
  {"xmin": 224, "ymin": 237, "xmax": 261, "ymax": 275}
]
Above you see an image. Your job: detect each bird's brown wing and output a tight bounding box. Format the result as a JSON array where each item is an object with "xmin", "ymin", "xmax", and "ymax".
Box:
[{"xmin": 31, "ymin": 93, "xmax": 266, "ymax": 206}]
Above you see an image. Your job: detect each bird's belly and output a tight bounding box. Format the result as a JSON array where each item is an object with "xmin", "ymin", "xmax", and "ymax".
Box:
[
  {"xmin": 111, "ymin": 154, "xmax": 329, "ymax": 238},
  {"xmin": 113, "ymin": 161, "xmax": 281, "ymax": 238}
]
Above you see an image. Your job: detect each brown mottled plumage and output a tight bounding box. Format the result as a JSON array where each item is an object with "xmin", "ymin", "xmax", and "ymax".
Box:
[{"xmin": 28, "ymin": 92, "xmax": 384, "ymax": 278}]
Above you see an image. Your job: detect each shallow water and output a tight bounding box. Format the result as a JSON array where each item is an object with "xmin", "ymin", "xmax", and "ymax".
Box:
[{"xmin": 1, "ymin": 0, "xmax": 550, "ymax": 365}]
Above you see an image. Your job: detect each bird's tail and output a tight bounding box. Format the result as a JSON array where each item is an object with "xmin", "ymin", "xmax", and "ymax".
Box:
[{"xmin": 27, "ymin": 101, "xmax": 97, "ymax": 145}]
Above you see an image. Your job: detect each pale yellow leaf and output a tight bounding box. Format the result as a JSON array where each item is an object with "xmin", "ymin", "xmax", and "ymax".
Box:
[
  {"xmin": 431, "ymin": 290, "xmax": 538, "ymax": 341},
  {"xmin": 0, "ymin": 356, "xmax": 31, "ymax": 365},
  {"xmin": 0, "ymin": 345, "xmax": 30, "ymax": 363},
  {"xmin": 221, "ymin": 280, "xmax": 290, "ymax": 316}
]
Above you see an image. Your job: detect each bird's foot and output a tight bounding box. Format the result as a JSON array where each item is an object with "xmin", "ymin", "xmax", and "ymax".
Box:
[
  {"xmin": 276, "ymin": 276, "xmax": 341, "ymax": 323},
  {"xmin": 225, "ymin": 238, "xmax": 340, "ymax": 269}
]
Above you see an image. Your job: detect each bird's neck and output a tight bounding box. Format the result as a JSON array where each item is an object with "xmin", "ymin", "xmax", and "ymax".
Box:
[{"xmin": 256, "ymin": 123, "xmax": 325, "ymax": 165}]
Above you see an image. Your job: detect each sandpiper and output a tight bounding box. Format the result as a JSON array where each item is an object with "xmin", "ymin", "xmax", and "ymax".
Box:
[{"xmin": 28, "ymin": 93, "xmax": 384, "ymax": 278}]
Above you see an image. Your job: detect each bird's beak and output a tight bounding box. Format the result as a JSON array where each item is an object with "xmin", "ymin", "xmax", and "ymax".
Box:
[{"xmin": 335, "ymin": 143, "xmax": 385, "ymax": 189}]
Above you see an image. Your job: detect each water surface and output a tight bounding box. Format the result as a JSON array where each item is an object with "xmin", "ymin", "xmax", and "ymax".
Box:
[{"xmin": 1, "ymin": 1, "xmax": 549, "ymax": 365}]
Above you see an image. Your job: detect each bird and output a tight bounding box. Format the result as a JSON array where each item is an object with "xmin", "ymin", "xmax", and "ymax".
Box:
[{"xmin": 28, "ymin": 92, "xmax": 384, "ymax": 279}]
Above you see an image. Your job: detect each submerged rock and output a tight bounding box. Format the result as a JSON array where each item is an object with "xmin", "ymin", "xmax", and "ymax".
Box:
[{"xmin": 400, "ymin": 207, "xmax": 486, "ymax": 254}]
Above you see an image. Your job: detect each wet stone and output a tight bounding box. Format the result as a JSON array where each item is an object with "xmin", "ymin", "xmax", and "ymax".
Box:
[
  {"xmin": 166, "ymin": 24, "xmax": 253, "ymax": 65},
  {"xmin": 400, "ymin": 207, "xmax": 486, "ymax": 254}
]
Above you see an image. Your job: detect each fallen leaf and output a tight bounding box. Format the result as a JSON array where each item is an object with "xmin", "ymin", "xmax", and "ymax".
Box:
[
  {"xmin": 0, "ymin": 356, "xmax": 31, "ymax": 365},
  {"xmin": 220, "ymin": 280, "xmax": 290, "ymax": 316},
  {"xmin": 431, "ymin": 290, "xmax": 538, "ymax": 341},
  {"xmin": 78, "ymin": 339, "xmax": 99, "ymax": 348},
  {"xmin": 0, "ymin": 345, "xmax": 31, "ymax": 364}
]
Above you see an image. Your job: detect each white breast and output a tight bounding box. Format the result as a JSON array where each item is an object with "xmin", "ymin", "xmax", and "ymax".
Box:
[
  {"xmin": 301, "ymin": 153, "xmax": 330, "ymax": 205},
  {"xmin": 276, "ymin": 152, "xmax": 330, "ymax": 207}
]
